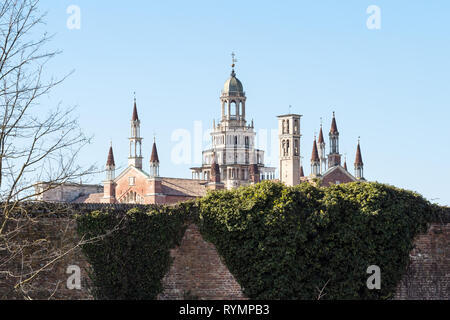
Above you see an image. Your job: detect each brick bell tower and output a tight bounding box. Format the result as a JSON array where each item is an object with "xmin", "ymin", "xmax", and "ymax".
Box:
[
  {"xmin": 278, "ymin": 113, "xmax": 302, "ymax": 186},
  {"xmin": 328, "ymin": 112, "xmax": 341, "ymax": 168}
]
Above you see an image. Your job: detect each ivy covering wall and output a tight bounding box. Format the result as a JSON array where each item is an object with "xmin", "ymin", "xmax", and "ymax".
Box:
[
  {"xmin": 76, "ymin": 204, "xmax": 191, "ymax": 299},
  {"xmin": 77, "ymin": 181, "xmax": 440, "ymax": 300}
]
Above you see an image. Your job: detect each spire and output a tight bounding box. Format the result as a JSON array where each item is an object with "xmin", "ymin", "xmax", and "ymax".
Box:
[
  {"xmin": 318, "ymin": 124, "xmax": 325, "ymax": 144},
  {"xmin": 300, "ymin": 166, "xmax": 304, "ymax": 177},
  {"xmin": 344, "ymin": 160, "xmax": 348, "ymax": 171},
  {"xmin": 311, "ymin": 138, "xmax": 319, "ymax": 162},
  {"xmin": 150, "ymin": 139, "xmax": 159, "ymax": 163},
  {"xmin": 310, "ymin": 137, "xmax": 320, "ymax": 176},
  {"xmin": 330, "ymin": 111, "xmax": 338, "ymax": 134},
  {"xmin": 354, "ymin": 139, "xmax": 363, "ymax": 166},
  {"xmin": 132, "ymin": 95, "xmax": 139, "ymax": 121},
  {"xmin": 106, "ymin": 144, "xmax": 115, "ymax": 167},
  {"xmin": 105, "ymin": 143, "xmax": 116, "ymax": 181}
]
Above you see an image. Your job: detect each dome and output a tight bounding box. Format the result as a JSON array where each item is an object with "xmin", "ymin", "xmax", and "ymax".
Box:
[{"xmin": 222, "ymin": 70, "xmax": 244, "ymax": 96}]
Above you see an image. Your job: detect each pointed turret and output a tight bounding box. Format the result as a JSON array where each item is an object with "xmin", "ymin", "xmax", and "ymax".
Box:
[
  {"xmin": 354, "ymin": 139, "xmax": 364, "ymax": 180},
  {"xmin": 149, "ymin": 138, "xmax": 160, "ymax": 178},
  {"xmin": 328, "ymin": 111, "xmax": 341, "ymax": 167},
  {"xmin": 132, "ymin": 98, "xmax": 139, "ymax": 121},
  {"xmin": 311, "ymin": 138, "xmax": 320, "ymax": 176},
  {"xmin": 317, "ymin": 122, "xmax": 326, "ymax": 174},
  {"xmin": 106, "ymin": 145, "xmax": 115, "ymax": 168},
  {"xmin": 103, "ymin": 143, "xmax": 116, "ymax": 203},
  {"xmin": 129, "ymin": 95, "xmax": 143, "ymax": 169},
  {"xmin": 300, "ymin": 166, "xmax": 305, "ymax": 178},
  {"xmin": 330, "ymin": 112, "xmax": 338, "ymax": 134}
]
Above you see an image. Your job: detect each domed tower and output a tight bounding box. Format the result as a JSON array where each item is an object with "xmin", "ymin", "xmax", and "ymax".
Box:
[
  {"xmin": 190, "ymin": 53, "xmax": 276, "ymax": 189},
  {"xmin": 220, "ymin": 53, "xmax": 247, "ymax": 127}
]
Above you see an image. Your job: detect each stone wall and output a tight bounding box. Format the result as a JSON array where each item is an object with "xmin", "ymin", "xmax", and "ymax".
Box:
[{"xmin": 0, "ymin": 203, "xmax": 448, "ymax": 300}]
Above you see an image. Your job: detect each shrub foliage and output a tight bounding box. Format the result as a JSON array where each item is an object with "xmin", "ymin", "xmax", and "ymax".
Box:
[
  {"xmin": 76, "ymin": 203, "xmax": 192, "ymax": 299},
  {"xmin": 197, "ymin": 181, "xmax": 433, "ymax": 299},
  {"xmin": 77, "ymin": 181, "xmax": 436, "ymax": 300}
]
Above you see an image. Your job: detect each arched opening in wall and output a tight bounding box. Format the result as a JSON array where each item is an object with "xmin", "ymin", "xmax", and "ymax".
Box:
[
  {"xmin": 294, "ymin": 119, "xmax": 299, "ymax": 134},
  {"xmin": 230, "ymin": 101, "xmax": 237, "ymax": 119}
]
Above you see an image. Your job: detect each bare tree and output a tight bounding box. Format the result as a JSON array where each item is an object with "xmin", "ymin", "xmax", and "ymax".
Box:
[{"xmin": 0, "ymin": 0, "xmax": 96, "ymax": 299}]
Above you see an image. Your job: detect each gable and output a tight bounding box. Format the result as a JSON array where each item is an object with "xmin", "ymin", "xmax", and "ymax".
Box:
[{"xmin": 321, "ymin": 166, "xmax": 356, "ymax": 186}]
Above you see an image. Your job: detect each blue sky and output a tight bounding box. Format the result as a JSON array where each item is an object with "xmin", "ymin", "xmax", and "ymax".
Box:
[{"xmin": 37, "ymin": 1, "xmax": 449, "ymax": 205}]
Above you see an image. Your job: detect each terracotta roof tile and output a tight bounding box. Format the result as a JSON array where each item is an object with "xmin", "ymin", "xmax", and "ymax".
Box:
[
  {"xmin": 161, "ymin": 178, "xmax": 207, "ymax": 197},
  {"xmin": 318, "ymin": 126, "xmax": 325, "ymax": 144},
  {"xmin": 132, "ymin": 100, "xmax": 139, "ymax": 121},
  {"xmin": 106, "ymin": 146, "xmax": 115, "ymax": 166},
  {"xmin": 354, "ymin": 142, "xmax": 363, "ymax": 166},
  {"xmin": 311, "ymin": 139, "xmax": 319, "ymax": 162},
  {"xmin": 150, "ymin": 141, "xmax": 159, "ymax": 163},
  {"xmin": 330, "ymin": 112, "xmax": 338, "ymax": 134}
]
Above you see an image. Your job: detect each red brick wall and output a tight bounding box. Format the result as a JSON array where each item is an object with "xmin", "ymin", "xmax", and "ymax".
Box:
[
  {"xmin": 157, "ymin": 224, "xmax": 247, "ymax": 300},
  {"xmin": 1, "ymin": 206, "xmax": 448, "ymax": 300},
  {"xmin": 394, "ymin": 223, "xmax": 449, "ymax": 299}
]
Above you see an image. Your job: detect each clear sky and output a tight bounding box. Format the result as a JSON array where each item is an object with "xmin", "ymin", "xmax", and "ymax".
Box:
[{"xmin": 37, "ymin": 1, "xmax": 449, "ymax": 205}]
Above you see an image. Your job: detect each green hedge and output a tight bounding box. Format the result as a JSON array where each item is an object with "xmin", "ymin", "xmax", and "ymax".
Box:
[
  {"xmin": 197, "ymin": 181, "xmax": 434, "ymax": 299},
  {"xmin": 76, "ymin": 203, "xmax": 193, "ymax": 299},
  {"xmin": 77, "ymin": 181, "xmax": 438, "ymax": 300}
]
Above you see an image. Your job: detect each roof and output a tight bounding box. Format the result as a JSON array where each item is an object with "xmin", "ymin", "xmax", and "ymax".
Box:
[
  {"xmin": 355, "ymin": 142, "xmax": 363, "ymax": 166},
  {"xmin": 106, "ymin": 146, "xmax": 115, "ymax": 166},
  {"xmin": 132, "ymin": 99, "xmax": 139, "ymax": 121},
  {"xmin": 150, "ymin": 141, "xmax": 159, "ymax": 163},
  {"xmin": 330, "ymin": 112, "xmax": 338, "ymax": 134},
  {"xmin": 311, "ymin": 139, "xmax": 319, "ymax": 162},
  {"xmin": 222, "ymin": 69, "xmax": 244, "ymax": 96},
  {"xmin": 161, "ymin": 178, "xmax": 207, "ymax": 197},
  {"xmin": 75, "ymin": 193, "xmax": 104, "ymax": 204},
  {"xmin": 321, "ymin": 165, "xmax": 357, "ymax": 183},
  {"xmin": 318, "ymin": 125, "xmax": 325, "ymax": 144}
]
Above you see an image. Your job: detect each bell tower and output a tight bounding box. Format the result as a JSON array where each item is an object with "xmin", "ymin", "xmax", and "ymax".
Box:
[
  {"xmin": 328, "ymin": 112, "xmax": 341, "ymax": 168},
  {"xmin": 278, "ymin": 113, "xmax": 302, "ymax": 186},
  {"xmin": 129, "ymin": 95, "xmax": 143, "ymax": 169}
]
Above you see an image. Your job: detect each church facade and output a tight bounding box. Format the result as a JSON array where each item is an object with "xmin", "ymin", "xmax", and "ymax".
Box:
[{"xmin": 35, "ymin": 58, "xmax": 366, "ymax": 204}]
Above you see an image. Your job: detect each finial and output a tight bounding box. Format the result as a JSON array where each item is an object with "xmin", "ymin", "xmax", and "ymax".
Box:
[
  {"xmin": 153, "ymin": 131, "xmax": 156, "ymax": 143},
  {"xmin": 289, "ymin": 105, "xmax": 292, "ymax": 114},
  {"xmin": 110, "ymin": 139, "xmax": 112, "ymax": 148},
  {"xmin": 134, "ymin": 91, "xmax": 136, "ymax": 103},
  {"xmin": 231, "ymin": 52, "xmax": 237, "ymax": 68},
  {"xmin": 332, "ymin": 111, "xmax": 335, "ymax": 117},
  {"xmin": 358, "ymin": 136, "xmax": 361, "ymax": 144},
  {"xmin": 320, "ymin": 117, "xmax": 323, "ymax": 127}
]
